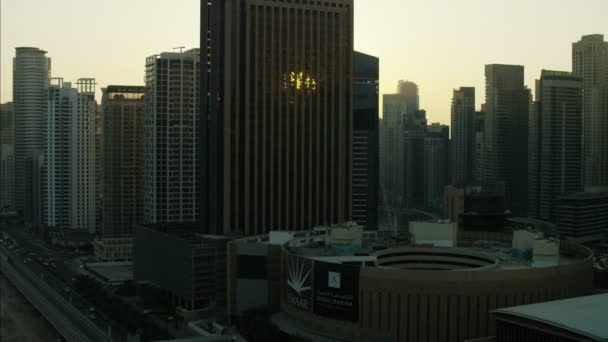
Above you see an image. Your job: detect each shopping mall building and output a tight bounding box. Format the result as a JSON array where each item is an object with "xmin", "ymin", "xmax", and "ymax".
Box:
[{"xmin": 227, "ymin": 222, "xmax": 594, "ymax": 342}]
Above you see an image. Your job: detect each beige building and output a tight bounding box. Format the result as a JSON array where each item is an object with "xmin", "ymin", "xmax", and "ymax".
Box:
[
  {"xmin": 443, "ymin": 185, "xmax": 465, "ymax": 222},
  {"xmin": 93, "ymin": 238, "xmax": 132, "ymax": 262}
]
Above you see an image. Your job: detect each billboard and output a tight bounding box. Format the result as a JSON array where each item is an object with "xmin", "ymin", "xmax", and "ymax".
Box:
[
  {"xmin": 284, "ymin": 254, "xmax": 313, "ymax": 312},
  {"xmin": 313, "ymin": 261, "xmax": 360, "ymax": 322}
]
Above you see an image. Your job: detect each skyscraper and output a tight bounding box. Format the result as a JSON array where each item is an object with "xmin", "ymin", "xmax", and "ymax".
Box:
[
  {"xmin": 352, "ymin": 51, "xmax": 379, "ymax": 230},
  {"xmin": 424, "ymin": 123, "xmax": 449, "ymax": 209},
  {"xmin": 200, "ymin": 0, "xmax": 353, "ymax": 235},
  {"xmin": 450, "ymin": 87, "xmax": 476, "ymax": 184},
  {"xmin": 102, "ymin": 86, "xmax": 146, "ymax": 237},
  {"xmin": 144, "ymin": 49, "xmax": 200, "ymax": 224},
  {"xmin": 13, "ymin": 47, "xmax": 50, "ymax": 220},
  {"xmin": 473, "ymin": 109, "xmax": 485, "ymax": 182},
  {"xmin": 44, "ymin": 78, "xmax": 97, "ymax": 232},
  {"xmin": 380, "ymin": 81, "xmax": 426, "ymax": 210},
  {"xmin": 404, "ymin": 128, "xmax": 426, "ymax": 209},
  {"xmin": 397, "ymin": 80, "xmax": 420, "ymax": 120},
  {"xmin": 95, "ymin": 104, "xmax": 103, "ymax": 230},
  {"xmin": 0, "ymin": 103, "xmax": 14, "ymax": 211},
  {"xmin": 572, "ymin": 34, "xmax": 608, "ymax": 186},
  {"xmin": 528, "ymin": 71, "xmax": 583, "ymax": 222},
  {"xmin": 482, "ymin": 64, "xmax": 531, "ymax": 216},
  {"xmin": 590, "ymin": 84, "xmax": 608, "ymax": 186},
  {"xmin": 0, "ymin": 103, "xmax": 13, "ymax": 145},
  {"xmin": 380, "ymin": 94, "xmax": 407, "ymax": 208}
]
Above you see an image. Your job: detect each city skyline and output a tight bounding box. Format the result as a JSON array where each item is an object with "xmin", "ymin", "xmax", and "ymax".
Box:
[
  {"xmin": 1, "ymin": 1, "xmax": 608, "ymax": 341},
  {"xmin": 1, "ymin": 0, "xmax": 607, "ymax": 124}
]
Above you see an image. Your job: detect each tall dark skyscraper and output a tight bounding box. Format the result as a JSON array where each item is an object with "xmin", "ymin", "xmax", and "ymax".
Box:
[
  {"xmin": 0, "ymin": 102, "xmax": 14, "ymax": 211},
  {"xmin": 473, "ymin": 109, "xmax": 485, "ymax": 182},
  {"xmin": 450, "ymin": 87, "xmax": 476, "ymax": 184},
  {"xmin": 352, "ymin": 51, "xmax": 379, "ymax": 230},
  {"xmin": 200, "ymin": 0, "xmax": 354, "ymax": 235},
  {"xmin": 102, "ymin": 86, "xmax": 146, "ymax": 237},
  {"xmin": 482, "ymin": 64, "xmax": 531, "ymax": 216},
  {"xmin": 404, "ymin": 128, "xmax": 426, "ymax": 209},
  {"xmin": 424, "ymin": 123, "xmax": 449, "ymax": 209},
  {"xmin": 528, "ymin": 71, "xmax": 583, "ymax": 222}
]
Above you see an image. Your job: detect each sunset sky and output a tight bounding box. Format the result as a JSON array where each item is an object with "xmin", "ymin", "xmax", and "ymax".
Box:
[{"xmin": 1, "ymin": 0, "xmax": 606, "ymax": 124}]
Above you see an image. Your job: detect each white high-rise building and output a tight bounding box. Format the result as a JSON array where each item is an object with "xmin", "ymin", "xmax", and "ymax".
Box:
[
  {"xmin": 13, "ymin": 47, "xmax": 50, "ymax": 220},
  {"xmin": 144, "ymin": 49, "xmax": 200, "ymax": 224},
  {"xmin": 44, "ymin": 78, "xmax": 97, "ymax": 232},
  {"xmin": 573, "ymin": 34, "xmax": 608, "ymax": 186}
]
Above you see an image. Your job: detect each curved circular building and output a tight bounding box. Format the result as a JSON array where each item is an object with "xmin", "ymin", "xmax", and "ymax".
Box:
[{"xmin": 248, "ymin": 223, "xmax": 594, "ymax": 342}]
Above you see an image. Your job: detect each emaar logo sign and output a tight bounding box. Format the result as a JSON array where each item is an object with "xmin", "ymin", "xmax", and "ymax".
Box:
[
  {"xmin": 286, "ymin": 255, "xmax": 312, "ymax": 311},
  {"xmin": 288, "ymin": 257, "xmax": 312, "ymax": 295}
]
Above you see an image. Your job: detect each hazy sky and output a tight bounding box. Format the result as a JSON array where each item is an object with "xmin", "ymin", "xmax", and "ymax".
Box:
[{"xmin": 1, "ymin": 0, "xmax": 607, "ymax": 124}]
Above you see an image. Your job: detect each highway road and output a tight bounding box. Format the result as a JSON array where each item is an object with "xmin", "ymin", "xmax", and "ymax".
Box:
[
  {"xmin": 0, "ymin": 273, "xmax": 63, "ymax": 342},
  {"xmin": 0, "ymin": 230, "xmax": 115, "ymax": 342},
  {"xmin": 0, "ymin": 224, "xmax": 123, "ymax": 336}
]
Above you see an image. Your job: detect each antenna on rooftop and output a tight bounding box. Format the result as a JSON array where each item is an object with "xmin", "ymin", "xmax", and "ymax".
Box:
[{"xmin": 173, "ymin": 46, "xmax": 186, "ymax": 53}]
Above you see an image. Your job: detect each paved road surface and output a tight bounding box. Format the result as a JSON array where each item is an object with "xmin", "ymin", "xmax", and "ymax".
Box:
[{"xmin": 0, "ymin": 272, "xmax": 63, "ymax": 342}]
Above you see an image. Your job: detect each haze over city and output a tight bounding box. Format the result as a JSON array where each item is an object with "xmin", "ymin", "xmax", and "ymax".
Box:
[
  {"xmin": 2, "ymin": 0, "xmax": 607, "ymax": 123},
  {"xmin": 1, "ymin": 1, "xmax": 608, "ymax": 341}
]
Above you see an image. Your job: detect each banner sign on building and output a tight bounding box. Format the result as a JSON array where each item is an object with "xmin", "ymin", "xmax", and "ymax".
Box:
[
  {"xmin": 285, "ymin": 254, "xmax": 313, "ymax": 312},
  {"xmin": 313, "ymin": 261, "xmax": 360, "ymax": 322}
]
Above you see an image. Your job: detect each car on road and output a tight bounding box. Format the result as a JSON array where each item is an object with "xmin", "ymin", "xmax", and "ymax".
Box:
[
  {"xmin": 89, "ymin": 313, "xmax": 96, "ymax": 320},
  {"xmin": 142, "ymin": 309, "xmax": 152, "ymax": 314}
]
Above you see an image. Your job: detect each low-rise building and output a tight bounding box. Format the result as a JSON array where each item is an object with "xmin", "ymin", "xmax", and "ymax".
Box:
[
  {"xmin": 443, "ymin": 182, "xmax": 508, "ymax": 232},
  {"xmin": 409, "ymin": 220, "xmax": 458, "ymax": 247},
  {"xmin": 228, "ymin": 221, "xmax": 594, "ymax": 342},
  {"xmin": 558, "ymin": 189, "xmax": 608, "ymax": 242},
  {"xmin": 48, "ymin": 228, "xmax": 94, "ymax": 248},
  {"xmin": 93, "ymin": 238, "xmax": 133, "ymax": 262},
  {"xmin": 492, "ymin": 294, "xmax": 608, "ymax": 342},
  {"xmin": 134, "ymin": 224, "xmax": 235, "ymax": 319}
]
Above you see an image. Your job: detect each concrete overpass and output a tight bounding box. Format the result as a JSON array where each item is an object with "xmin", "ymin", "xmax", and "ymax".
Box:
[{"xmin": 0, "ymin": 249, "xmax": 114, "ymax": 342}]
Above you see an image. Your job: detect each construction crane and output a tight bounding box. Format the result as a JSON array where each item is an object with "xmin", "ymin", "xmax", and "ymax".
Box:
[{"xmin": 173, "ymin": 46, "xmax": 186, "ymax": 53}]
